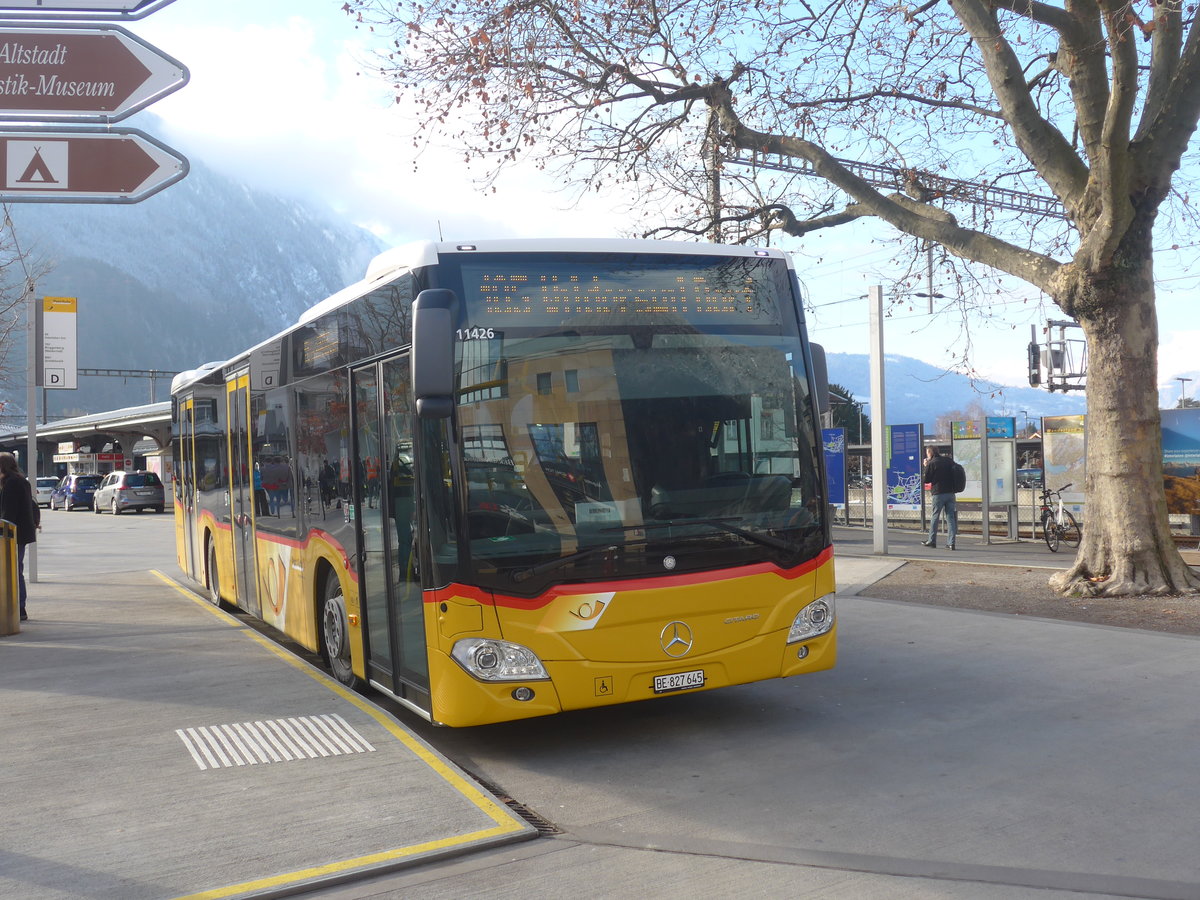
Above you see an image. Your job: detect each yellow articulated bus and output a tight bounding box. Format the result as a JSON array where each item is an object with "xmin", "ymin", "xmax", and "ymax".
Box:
[{"xmin": 171, "ymin": 239, "xmax": 836, "ymax": 726}]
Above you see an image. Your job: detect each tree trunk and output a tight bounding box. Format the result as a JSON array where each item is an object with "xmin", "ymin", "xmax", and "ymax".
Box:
[{"xmin": 1049, "ymin": 268, "xmax": 1200, "ymax": 597}]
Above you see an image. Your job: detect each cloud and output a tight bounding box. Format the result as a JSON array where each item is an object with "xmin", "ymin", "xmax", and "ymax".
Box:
[
  {"xmin": 1158, "ymin": 330, "xmax": 1200, "ymax": 381},
  {"xmin": 137, "ymin": 6, "xmax": 632, "ymax": 247}
]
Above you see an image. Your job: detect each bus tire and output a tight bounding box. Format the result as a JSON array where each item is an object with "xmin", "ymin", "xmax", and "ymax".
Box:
[
  {"xmin": 206, "ymin": 539, "xmax": 222, "ymax": 606},
  {"xmin": 321, "ymin": 573, "xmax": 358, "ymax": 688}
]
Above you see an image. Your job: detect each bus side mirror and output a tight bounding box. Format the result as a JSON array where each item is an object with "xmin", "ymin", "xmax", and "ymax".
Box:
[
  {"xmin": 412, "ymin": 288, "xmax": 456, "ymax": 419},
  {"xmin": 810, "ymin": 343, "xmax": 830, "ymax": 415}
]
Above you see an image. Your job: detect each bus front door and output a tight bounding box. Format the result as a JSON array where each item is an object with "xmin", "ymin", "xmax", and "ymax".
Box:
[
  {"xmin": 351, "ymin": 357, "xmax": 430, "ymax": 711},
  {"xmin": 226, "ymin": 375, "xmax": 261, "ymax": 617}
]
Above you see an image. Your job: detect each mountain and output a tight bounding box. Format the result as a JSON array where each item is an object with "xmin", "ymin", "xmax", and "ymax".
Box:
[
  {"xmin": 1, "ymin": 116, "xmax": 386, "ymax": 419},
  {"xmin": 825, "ymin": 351, "xmax": 1087, "ymax": 431}
]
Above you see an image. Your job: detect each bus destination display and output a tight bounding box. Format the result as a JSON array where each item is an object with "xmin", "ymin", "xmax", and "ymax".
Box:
[{"xmin": 458, "ymin": 257, "xmax": 785, "ymax": 327}]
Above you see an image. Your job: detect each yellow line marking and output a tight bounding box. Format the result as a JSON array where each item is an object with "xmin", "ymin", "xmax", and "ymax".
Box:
[{"xmin": 151, "ymin": 570, "xmax": 530, "ymax": 900}]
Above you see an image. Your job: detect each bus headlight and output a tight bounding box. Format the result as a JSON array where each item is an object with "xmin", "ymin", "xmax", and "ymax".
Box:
[
  {"xmin": 451, "ymin": 637, "xmax": 550, "ymax": 682},
  {"xmin": 787, "ymin": 596, "xmax": 835, "ymax": 643}
]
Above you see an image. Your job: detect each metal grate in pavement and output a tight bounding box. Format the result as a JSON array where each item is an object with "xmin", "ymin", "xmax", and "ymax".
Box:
[{"xmin": 176, "ymin": 713, "xmax": 376, "ymax": 771}]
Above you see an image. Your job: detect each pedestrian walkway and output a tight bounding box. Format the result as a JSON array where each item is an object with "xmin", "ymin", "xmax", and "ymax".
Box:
[
  {"xmin": 833, "ymin": 523, "xmax": 1072, "ymax": 570},
  {"xmin": 0, "ymin": 566, "xmax": 534, "ymax": 900}
]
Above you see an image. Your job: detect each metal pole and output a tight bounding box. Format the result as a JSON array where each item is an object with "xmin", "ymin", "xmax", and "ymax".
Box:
[
  {"xmin": 858, "ymin": 403, "xmax": 866, "ymax": 526},
  {"xmin": 981, "ymin": 421, "xmax": 991, "ymax": 545},
  {"xmin": 24, "ymin": 283, "xmax": 37, "ymax": 583},
  {"xmin": 869, "ymin": 286, "xmax": 888, "ymax": 554}
]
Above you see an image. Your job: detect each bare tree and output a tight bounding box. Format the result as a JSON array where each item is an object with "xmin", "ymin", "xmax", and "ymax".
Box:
[
  {"xmin": 0, "ymin": 211, "xmax": 46, "ymax": 422},
  {"xmin": 934, "ymin": 401, "xmax": 992, "ymax": 443},
  {"xmin": 344, "ymin": 0, "xmax": 1200, "ymax": 595}
]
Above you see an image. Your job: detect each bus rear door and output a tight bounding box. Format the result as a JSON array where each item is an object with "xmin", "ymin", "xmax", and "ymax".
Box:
[
  {"xmin": 225, "ymin": 373, "xmax": 261, "ymax": 617},
  {"xmin": 177, "ymin": 395, "xmax": 199, "ymax": 579}
]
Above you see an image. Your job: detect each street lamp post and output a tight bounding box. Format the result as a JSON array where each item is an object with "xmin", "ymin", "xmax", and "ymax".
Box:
[{"xmin": 1178, "ymin": 377, "xmax": 1192, "ymax": 407}]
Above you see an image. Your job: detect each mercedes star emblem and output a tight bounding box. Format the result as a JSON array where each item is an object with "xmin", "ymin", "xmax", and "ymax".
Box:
[{"xmin": 660, "ymin": 620, "xmax": 694, "ymax": 657}]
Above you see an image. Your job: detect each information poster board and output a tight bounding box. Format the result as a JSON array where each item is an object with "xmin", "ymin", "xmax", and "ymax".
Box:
[
  {"xmin": 988, "ymin": 440, "xmax": 1016, "ymax": 504},
  {"xmin": 822, "ymin": 427, "xmax": 847, "ymax": 509},
  {"xmin": 886, "ymin": 423, "xmax": 923, "ymax": 510},
  {"xmin": 41, "ymin": 295, "xmax": 78, "ymax": 390},
  {"xmin": 951, "ymin": 420, "xmax": 983, "ymax": 502},
  {"xmin": 1043, "ymin": 415, "xmax": 1086, "ymax": 511},
  {"xmin": 986, "ymin": 417, "xmax": 1017, "ymax": 505},
  {"xmin": 1160, "ymin": 409, "xmax": 1200, "ymax": 515},
  {"xmin": 986, "ymin": 416, "xmax": 1015, "ymax": 439}
]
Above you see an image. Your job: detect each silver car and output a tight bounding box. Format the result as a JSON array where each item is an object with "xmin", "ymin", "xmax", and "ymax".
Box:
[
  {"xmin": 93, "ymin": 470, "xmax": 166, "ymax": 515},
  {"xmin": 35, "ymin": 476, "xmax": 57, "ymax": 508}
]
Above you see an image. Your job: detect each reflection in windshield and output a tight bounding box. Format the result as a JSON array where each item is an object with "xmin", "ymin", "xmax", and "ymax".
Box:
[{"xmin": 450, "ymin": 330, "xmax": 823, "ymax": 590}]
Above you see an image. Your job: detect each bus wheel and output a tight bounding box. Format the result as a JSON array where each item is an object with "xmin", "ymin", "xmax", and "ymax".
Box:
[
  {"xmin": 321, "ymin": 575, "xmax": 357, "ymax": 687},
  {"xmin": 206, "ymin": 541, "xmax": 221, "ymax": 606}
]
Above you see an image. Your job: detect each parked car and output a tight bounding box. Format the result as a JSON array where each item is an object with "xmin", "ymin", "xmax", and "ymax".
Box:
[
  {"xmin": 34, "ymin": 476, "xmax": 57, "ymax": 508},
  {"xmin": 94, "ymin": 470, "xmax": 165, "ymax": 515},
  {"xmin": 50, "ymin": 473, "xmax": 103, "ymax": 511}
]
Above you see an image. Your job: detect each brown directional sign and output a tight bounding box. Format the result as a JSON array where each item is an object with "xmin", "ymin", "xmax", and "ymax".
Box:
[
  {"xmin": 0, "ymin": 128, "xmax": 188, "ymax": 203},
  {"xmin": 0, "ymin": 24, "xmax": 187, "ymax": 121},
  {"xmin": 0, "ymin": 1, "xmax": 176, "ymax": 20}
]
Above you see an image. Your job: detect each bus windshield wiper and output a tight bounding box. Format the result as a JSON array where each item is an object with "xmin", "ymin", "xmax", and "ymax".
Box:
[
  {"xmin": 603, "ymin": 517, "xmax": 795, "ymax": 553},
  {"xmin": 511, "ymin": 543, "xmax": 627, "ymax": 584}
]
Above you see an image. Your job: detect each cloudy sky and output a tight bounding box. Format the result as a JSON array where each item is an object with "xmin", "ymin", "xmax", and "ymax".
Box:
[{"xmin": 127, "ymin": 1, "xmax": 1200, "ymax": 398}]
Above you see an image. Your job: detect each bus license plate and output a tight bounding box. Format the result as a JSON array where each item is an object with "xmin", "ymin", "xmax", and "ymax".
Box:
[{"xmin": 653, "ymin": 669, "xmax": 705, "ymax": 694}]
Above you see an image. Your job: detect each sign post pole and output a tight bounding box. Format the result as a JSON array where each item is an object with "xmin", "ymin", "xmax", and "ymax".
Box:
[
  {"xmin": 23, "ymin": 279, "xmax": 36, "ymax": 583},
  {"xmin": 869, "ymin": 285, "xmax": 888, "ymax": 555}
]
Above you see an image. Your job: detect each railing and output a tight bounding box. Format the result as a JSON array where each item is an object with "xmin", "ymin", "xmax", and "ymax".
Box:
[{"xmin": 834, "ymin": 488, "xmax": 1200, "ymax": 540}]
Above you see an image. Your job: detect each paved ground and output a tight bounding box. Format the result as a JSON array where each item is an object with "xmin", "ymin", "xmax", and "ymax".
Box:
[
  {"xmin": 311, "ymin": 553, "xmax": 1200, "ymax": 900},
  {"xmin": 834, "ymin": 526, "xmax": 1200, "ymax": 635},
  {"xmin": 0, "ymin": 512, "xmax": 534, "ymax": 900},
  {"xmin": 8, "ymin": 515, "xmax": 1200, "ymax": 900}
]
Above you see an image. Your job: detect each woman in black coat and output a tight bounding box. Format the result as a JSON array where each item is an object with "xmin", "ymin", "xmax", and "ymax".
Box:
[{"xmin": 0, "ymin": 451, "xmax": 41, "ymax": 621}]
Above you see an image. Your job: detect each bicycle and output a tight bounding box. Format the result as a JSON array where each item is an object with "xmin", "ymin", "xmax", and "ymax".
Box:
[{"xmin": 1038, "ymin": 483, "xmax": 1081, "ymax": 552}]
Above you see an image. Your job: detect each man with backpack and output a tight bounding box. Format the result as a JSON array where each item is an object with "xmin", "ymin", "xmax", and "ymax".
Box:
[{"xmin": 922, "ymin": 446, "xmax": 960, "ymax": 550}]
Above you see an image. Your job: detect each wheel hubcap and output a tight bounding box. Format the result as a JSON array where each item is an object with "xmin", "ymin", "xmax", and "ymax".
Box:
[
  {"xmin": 208, "ymin": 549, "xmax": 219, "ymax": 603},
  {"xmin": 324, "ymin": 595, "xmax": 347, "ymax": 657}
]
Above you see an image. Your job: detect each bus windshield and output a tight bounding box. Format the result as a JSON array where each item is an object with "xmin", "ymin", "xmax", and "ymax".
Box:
[{"xmin": 433, "ymin": 251, "xmax": 825, "ymax": 593}]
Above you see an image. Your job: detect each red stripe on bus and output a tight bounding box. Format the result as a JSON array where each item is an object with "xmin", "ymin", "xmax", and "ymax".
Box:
[
  {"xmin": 195, "ymin": 513, "xmax": 356, "ymax": 583},
  {"xmin": 426, "ymin": 545, "xmax": 833, "ymax": 610}
]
